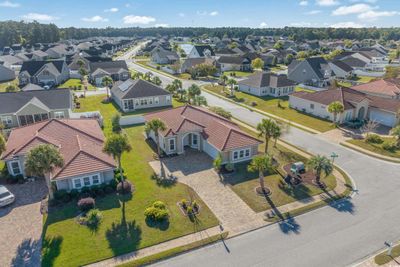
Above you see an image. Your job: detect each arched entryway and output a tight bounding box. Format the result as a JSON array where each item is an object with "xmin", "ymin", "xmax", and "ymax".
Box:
[
  {"xmin": 357, "ymin": 107, "xmax": 365, "ymax": 120},
  {"xmin": 182, "ymin": 132, "xmax": 200, "ymax": 151}
]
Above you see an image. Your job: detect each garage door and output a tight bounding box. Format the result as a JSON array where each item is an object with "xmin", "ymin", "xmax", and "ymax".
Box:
[
  {"xmin": 369, "ymin": 109, "xmax": 396, "ymax": 127},
  {"xmin": 202, "ymin": 140, "xmax": 219, "ymax": 159}
]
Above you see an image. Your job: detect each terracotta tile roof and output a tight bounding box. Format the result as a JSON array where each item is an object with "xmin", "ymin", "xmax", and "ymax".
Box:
[
  {"xmin": 351, "ymin": 79, "xmax": 400, "ymax": 97},
  {"xmin": 1, "ymin": 119, "xmax": 116, "ymax": 180},
  {"xmin": 144, "ymin": 105, "xmax": 262, "ymax": 151}
]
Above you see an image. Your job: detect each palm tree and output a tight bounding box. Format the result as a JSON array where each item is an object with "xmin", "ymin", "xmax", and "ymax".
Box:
[
  {"xmin": 192, "ymin": 95, "xmax": 207, "ymax": 106},
  {"xmin": 101, "ymin": 76, "xmax": 113, "ymax": 98},
  {"xmin": 152, "ymin": 76, "xmax": 162, "ymax": 86},
  {"xmin": 257, "ymin": 118, "xmax": 279, "ymax": 154},
  {"xmin": 219, "ymin": 74, "xmax": 228, "ymax": 86},
  {"xmin": 25, "ymin": 144, "xmax": 64, "ymax": 199},
  {"xmin": 391, "ymin": 125, "xmax": 400, "ymax": 147},
  {"xmin": 144, "ymin": 72, "xmax": 153, "ymax": 81},
  {"xmin": 307, "ymin": 155, "xmax": 333, "ymax": 185},
  {"xmin": 165, "ymin": 84, "xmax": 177, "ymax": 95},
  {"xmin": 272, "ymin": 123, "xmax": 282, "ymax": 148},
  {"xmin": 227, "ymin": 78, "xmax": 237, "ymax": 97},
  {"xmin": 145, "ymin": 119, "xmax": 167, "ymax": 178},
  {"xmin": 247, "ymin": 154, "xmax": 273, "ymax": 194},
  {"xmin": 172, "ymin": 79, "xmax": 182, "ymax": 90},
  {"xmin": 327, "ymin": 101, "xmax": 344, "ymax": 125},
  {"xmin": 0, "ymin": 134, "xmax": 6, "ymax": 157},
  {"xmin": 132, "ymin": 71, "xmax": 143, "ymax": 80},
  {"xmin": 187, "ymin": 84, "xmax": 201, "ymax": 104},
  {"xmin": 76, "ymin": 59, "xmax": 85, "ymax": 69},
  {"xmin": 103, "ymin": 134, "xmax": 132, "ymax": 190}
]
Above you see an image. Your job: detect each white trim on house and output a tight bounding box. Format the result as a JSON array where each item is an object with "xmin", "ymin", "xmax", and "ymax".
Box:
[
  {"xmin": 8, "ymin": 160, "xmax": 21, "ymax": 176},
  {"xmin": 72, "ymin": 173, "xmax": 101, "ymax": 189},
  {"xmin": 231, "ymin": 147, "xmax": 251, "ymax": 163}
]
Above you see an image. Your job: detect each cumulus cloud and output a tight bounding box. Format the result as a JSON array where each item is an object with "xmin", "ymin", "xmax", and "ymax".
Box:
[
  {"xmin": 259, "ymin": 22, "xmax": 268, "ymax": 28},
  {"xmin": 209, "ymin": 11, "xmax": 218, "ymax": 16},
  {"xmin": 123, "ymin": 15, "xmax": 156, "ymax": 24},
  {"xmin": 290, "ymin": 22, "xmax": 314, "ymax": 27},
  {"xmin": 316, "ymin": 0, "xmax": 340, "ymax": 6},
  {"xmin": 0, "ymin": 1, "xmax": 19, "ymax": 7},
  {"xmin": 299, "ymin": 1, "xmax": 308, "ymax": 6},
  {"xmin": 104, "ymin": 7, "xmax": 118, "ymax": 12},
  {"xmin": 197, "ymin": 11, "xmax": 219, "ymax": 16},
  {"xmin": 330, "ymin": 21, "xmax": 365, "ymax": 28},
  {"xmin": 332, "ymin": 4, "xmax": 372, "ymax": 15},
  {"xmin": 358, "ymin": 10, "xmax": 399, "ymax": 20},
  {"xmin": 82, "ymin": 15, "xmax": 109, "ymax": 22},
  {"xmin": 306, "ymin": 10, "xmax": 322, "ymax": 15},
  {"xmin": 22, "ymin": 13, "xmax": 58, "ymax": 21},
  {"xmin": 154, "ymin": 23, "xmax": 169, "ymax": 27}
]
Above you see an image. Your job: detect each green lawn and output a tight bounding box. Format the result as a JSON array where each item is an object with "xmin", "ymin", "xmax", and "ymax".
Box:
[
  {"xmin": 353, "ymin": 75, "xmax": 377, "ymax": 83},
  {"xmin": 269, "ymin": 64, "xmax": 287, "ymax": 73},
  {"xmin": 226, "ymin": 127, "xmax": 337, "ymax": 213},
  {"xmin": 58, "ymin": 78, "xmax": 96, "ymax": 91},
  {"xmin": 42, "ymin": 96, "xmax": 217, "ymax": 267},
  {"xmin": 203, "ymin": 85, "xmax": 334, "ymax": 133},
  {"xmin": 347, "ymin": 137, "xmax": 400, "ymax": 159},
  {"xmin": 0, "ymin": 78, "xmax": 19, "ymax": 92},
  {"xmin": 375, "ymin": 243, "xmax": 400, "ymax": 265},
  {"xmin": 223, "ymin": 71, "xmax": 254, "ymax": 77}
]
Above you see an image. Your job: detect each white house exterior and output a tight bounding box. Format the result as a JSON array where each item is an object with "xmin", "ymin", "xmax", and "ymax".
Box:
[{"xmin": 238, "ymin": 72, "xmax": 296, "ymax": 97}]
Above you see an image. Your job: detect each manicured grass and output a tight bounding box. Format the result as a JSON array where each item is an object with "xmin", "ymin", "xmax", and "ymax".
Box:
[
  {"xmin": 294, "ymin": 86, "xmax": 314, "ymax": 93},
  {"xmin": 346, "ymin": 137, "xmax": 400, "ymax": 159},
  {"xmin": 58, "ymin": 78, "xmax": 96, "ymax": 91},
  {"xmin": 117, "ymin": 232, "xmax": 228, "ymax": 267},
  {"xmin": 223, "ymin": 71, "xmax": 254, "ymax": 77},
  {"xmin": 226, "ymin": 126, "xmax": 336, "ymax": 213},
  {"xmin": 203, "ymin": 85, "xmax": 334, "ymax": 133},
  {"xmin": 354, "ymin": 75, "xmax": 377, "ymax": 83},
  {"xmin": 0, "ymin": 78, "xmax": 19, "ymax": 92},
  {"xmin": 269, "ymin": 64, "xmax": 287, "ymax": 73},
  {"xmin": 375, "ymin": 243, "xmax": 400, "ymax": 265},
  {"xmin": 42, "ymin": 96, "xmax": 217, "ymax": 267}
]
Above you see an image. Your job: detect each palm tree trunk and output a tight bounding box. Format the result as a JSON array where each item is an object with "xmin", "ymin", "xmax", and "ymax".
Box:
[
  {"xmin": 106, "ymin": 86, "xmax": 110, "ymax": 98},
  {"xmin": 259, "ymin": 170, "xmax": 265, "ymax": 191},
  {"xmin": 316, "ymin": 169, "xmax": 321, "ymax": 184},
  {"xmin": 264, "ymin": 137, "xmax": 269, "ymax": 154},
  {"xmin": 45, "ymin": 173, "xmax": 54, "ymax": 200},
  {"xmin": 274, "ymin": 138, "xmax": 277, "ymax": 148},
  {"xmin": 118, "ymin": 156, "xmax": 125, "ymax": 192},
  {"xmin": 156, "ymin": 133, "xmax": 166, "ymax": 178}
]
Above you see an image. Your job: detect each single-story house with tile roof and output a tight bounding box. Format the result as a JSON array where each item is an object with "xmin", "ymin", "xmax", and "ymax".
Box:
[
  {"xmin": 217, "ymin": 56, "xmax": 251, "ymax": 72},
  {"xmin": 18, "ymin": 60, "xmax": 69, "ymax": 87},
  {"xmin": 111, "ymin": 79, "xmax": 172, "ymax": 112},
  {"xmin": 238, "ymin": 72, "xmax": 296, "ymax": 97},
  {"xmin": 351, "ymin": 79, "xmax": 400, "ymax": 100},
  {"xmin": 0, "ymin": 88, "xmax": 72, "ymax": 129},
  {"xmin": 289, "ymin": 87, "xmax": 400, "ymax": 127},
  {"xmin": 0, "ymin": 119, "xmax": 116, "ymax": 191},
  {"xmin": 144, "ymin": 105, "xmax": 262, "ymax": 164},
  {"xmin": 89, "ymin": 60, "xmax": 130, "ymax": 86}
]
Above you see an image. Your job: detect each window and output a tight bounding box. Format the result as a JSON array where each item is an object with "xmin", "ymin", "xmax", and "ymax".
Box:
[
  {"xmin": 54, "ymin": 111, "xmax": 65, "ymax": 119},
  {"xmin": 92, "ymin": 175, "xmax": 100, "ymax": 185},
  {"xmin": 10, "ymin": 161, "xmax": 21, "ymax": 175},
  {"xmin": 233, "ymin": 151, "xmax": 238, "ymax": 160},
  {"xmin": 19, "ymin": 115, "xmax": 27, "ymax": 126},
  {"xmin": 232, "ymin": 148, "xmax": 251, "ymax": 161},
  {"xmin": 73, "ymin": 178, "xmax": 82, "ymax": 189},
  {"xmin": 148, "ymin": 98, "xmax": 153, "ymax": 105},
  {"xmin": 83, "ymin": 177, "xmax": 91, "ymax": 186},
  {"xmin": 169, "ymin": 139, "xmax": 175, "ymax": 151},
  {"xmin": 310, "ymin": 104, "xmax": 314, "ymax": 109},
  {"xmin": 154, "ymin": 97, "xmax": 159, "ymax": 104},
  {"xmin": 42, "ymin": 70, "xmax": 50, "ymax": 76},
  {"xmin": 245, "ymin": 149, "xmax": 250, "ymax": 157},
  {"xmin": 41, "ymin": 113, "xmax": 49, "ymax": 120},
  {"xmin": 1, "ymin": 116, "xmax": 12, "ymax": 126},
  {"xmin": 270, "ymin": 88, "xmax": 275, "ymax": 95},
  {"xmin": 26, "ymin": 115, "xmax": 34, "ymax": 125},
  {"xmin": 166, "ymin": 95, "xmax": 171, "ymax": 102},
  {"xmin": 34, "ymin": 114, "xmax": 42, "ymax": 122}
]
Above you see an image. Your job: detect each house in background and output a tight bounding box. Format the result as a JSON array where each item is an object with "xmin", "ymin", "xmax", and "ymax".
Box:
[
  {"xmin": 289, "ymin": 87, "xmax": 400, "ymax": 127},
  {"xmin": 0, "ymin": 119, "xmax": 116, "ymax": 192},
  {"xmin": 144, "ymin": 105, "xmax": 262, "ymax": 164},
  {"xmin": 0, "ymin": 55, "xmax": 24, "ymax": 71},
  {"xmin": 30, "ymin": 50, "xmax": 49, "ymax": 61},
  {"xmin": 328, "ymin": 60, "xmax": 354, "ymax": 79},
  {"xmin": 89, "ymin": 60, "xmax": 130, "ymax": 86},
  {"xmin": 351, "ymin": 79, "xmax": 400, "ymax": 100},
  {"xmin": 151, "ymin": 48, "xmax": 179, "ymax": 65},
  {"xmin": 111, "ymin": 79, "xmax": 172, "ymax": 112},
  {"xmin": 187, "ymin": 45, "xmax": 215, "ymax": 58},
  {"xmin": 0, "ymin": 89, "xmax": 72, "ymax": 129},
  {"xmin": 217, "ymin": 56, "xmax": 251, "ymax": 72},
  {"xmin": 288, "ymin": 57, "xmax": 334, "ymax": 88},
  {"xmin": 0, "ymin": 64, "xmax": 15, "ymax": 82},
  {"xmin": 180, "ymin": 58, "xmax": 216, "ymax": 73},
  {"xmin": 238, "ymin": 72, "xmax": 296, "ymax": 97},
  {"xmin": 18, "ymin": 60, "xmax": 69, "ymax": 87}
]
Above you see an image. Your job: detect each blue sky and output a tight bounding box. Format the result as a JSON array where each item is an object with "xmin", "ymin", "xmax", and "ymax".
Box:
[{"xmin": 0, "ymin": 0, "xmax": 399, "ymax": 28}]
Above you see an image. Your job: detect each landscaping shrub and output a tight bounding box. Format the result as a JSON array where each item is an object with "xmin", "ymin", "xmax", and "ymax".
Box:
[
  {"xmin": 77, "ymin": 197, "xmax": 95, "ymax": 212},
  {"xmin": 86, "ymin": 209, "xmax": 102, "ymax": 226},
  {"xmin": 70, "ymin": 189, "xmax": 79, "ymax": 199},
  {"xmin": 251, "ymin": 101, "xmax": 257, "ymax": 106},
  {"xmin": 16, "ymin": 174, "xmax": 24, "ymax": 184},
  {"xmin": 144, "ymin": 202, "xmax": 169, "ymax": 222},
  {"xmin": 111, "ymin": 114, "xmax": 121, "ymax": 133},
  {"xmin": 115, "ymin": 172, "xmax": 127, "ymax": 182},
  {"xmin": 116, "ymin": 180, "xmax": 133, "ymax": 194},
  {"xmin": 6, "ymin": 175, "xmax": 18, "ymax": 184},
  {"xmin": 225, "ymin": 163, "xmax": 234, "ymax": 172},
  {"xmin": 94, "ymin": 186, "xmax": 105, "ymax": 197},
  {"xmin": 54, "ymin": 190, "xmax": 68, "ymax": 201},
  {"xmin": 180, "ymin": 199, "xmax": 187, "ymax": 210},
  {"xmin": 114, "ymin": 167, "xmax": 125, "ymax": 175},
  {"xmin": 382, "ymin": 140, "xmax": 397, "ymax": 152},
  {"xmin": 365, "ymin": 134, "xmax": 383, "ymax": 144},
  {"xmin": 104, "ymin": 185, "xmax": 115, "ymax": 194},
  {"xmin": 109, "ymin": 179, "xmax": 118, "ymax": 190}
]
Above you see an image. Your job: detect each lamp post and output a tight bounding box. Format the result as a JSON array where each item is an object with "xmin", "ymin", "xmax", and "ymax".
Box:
[{"xmin": 330, "ymin": 152, "xmax": 339, "ymax": 164}]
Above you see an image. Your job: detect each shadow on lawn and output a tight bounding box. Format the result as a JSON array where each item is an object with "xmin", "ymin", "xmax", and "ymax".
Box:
[
  {"xmin": 277, "ymin": 180, "xmax": 313, "ymax": 204},
  {"xmin": 41, "ymin": 236, "xmax": 63, "ymax": 267},
  {"xmin": 106, "ymin": 196, "xmax": 142, "ymax": 255}
]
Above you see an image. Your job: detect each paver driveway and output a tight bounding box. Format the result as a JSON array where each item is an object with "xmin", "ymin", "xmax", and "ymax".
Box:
[
  {"xmin": 0, "ymin": 179, "xmax": 47, "ymax": 267},
  {"xmin": 149, "ymin": 150, "xmax": 265, "ymax": 235}
]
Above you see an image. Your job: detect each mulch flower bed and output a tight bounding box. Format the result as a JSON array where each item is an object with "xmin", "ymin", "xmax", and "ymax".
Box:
[
  {"xmin": 177, "ymin": 201, "xmax": 201, "ymax": 217},
  {"xmin": 255, "ymin": 186, "xmax": 272, "ymax": 197},
  {"xmin": 283, "ymin": 163, "xmax": 324, "ymax": 188}
]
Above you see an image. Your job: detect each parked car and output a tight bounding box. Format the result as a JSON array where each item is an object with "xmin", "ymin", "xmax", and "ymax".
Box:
[{"xmin": 0, "ymin": 185, "xmax": 15, "ymax": 207}]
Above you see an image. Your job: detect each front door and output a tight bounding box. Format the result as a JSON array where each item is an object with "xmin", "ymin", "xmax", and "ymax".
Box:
[{"xmin": 191, "ymin": 134, "xmax": 199, "ymax": 148}]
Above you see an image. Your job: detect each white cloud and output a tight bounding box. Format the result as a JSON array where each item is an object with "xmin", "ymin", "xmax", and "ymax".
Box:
[
  {"xmin": 197, "ymin": 11, "xmax": 219, "ymax": 16},
  {"xmin": 209, "ymin": 11, "xmax": 219, "ymax": 16},
  {"xmin": 316, "ymin": 0, "xmax": 340, "ymax": 6},
  {"xmin": 299, "ymin": 1, "xmax": 308, "ymax": 6},
  {"xmin": 306, "ymin": 10, "xmax": 322, "ymax": 15},
  {"xmin": 154, "ymin": 23, "xmax": 169, "ymax": 27},
  {"xmin": 0, "ymin": 1, "xmax": 19, "ymax": 7},
  {"xmin": 358, "ymin": 10, "xmax": 399, "ymax": 20},
  {"xmin": 330, "ymin": 21, "xmax": 365, "ymax": 28},
  {"xmin": 332, "ymin": 4, "xmax": 372, "ymax": 15},
  {"xmin": 259, "ymin": 22, "xmax": 268, "ymax": 28},
  {"xmin": 104, "ymin": 7, "xmax": 118, "ymax": 12},
  {"xmin": 125, "ymin": 3, "xmax": 130, "ymax": 7},
  {"xmin": 290, "ymin": 22, "xmax": 314, "ymax": 27},
  {"xmin": 178, "ymin": 13, "xmax": 185, "ymax": 17},
  {"xmin": 82, "ymin": 15, "xmax": 109, "ymax": 22},
  {"xmin": 22, "ymin": 13, "xmax": 58, "ymax": 21},
  {"xmin": 123, "ymin": 15, "xmax": 156, "ymax": 24},
  {"xmin": 350, "ymin": 0, "xmax": 377, "ymax": 3}
]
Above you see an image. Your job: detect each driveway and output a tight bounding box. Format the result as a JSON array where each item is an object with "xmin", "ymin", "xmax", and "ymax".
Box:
[
  {"xmin": 149, "ymin": 150, "xmax": 265, "ymax": 235},
  {"xmin": 0, "ymin": 179, "xmax": 47, "ymax": 267}
]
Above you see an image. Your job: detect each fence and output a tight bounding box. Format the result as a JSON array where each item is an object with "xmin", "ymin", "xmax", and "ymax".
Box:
[
  {"xmin": 353, "ymin": 70, "xmax": 385, "ymax": 77},
  {"xmin": 120, "ymin": 115, "xmax": 145, "ymax": 126},
  {"xmin": 298, "ymin": 84, "xmax": 328, "ymax": 92}
]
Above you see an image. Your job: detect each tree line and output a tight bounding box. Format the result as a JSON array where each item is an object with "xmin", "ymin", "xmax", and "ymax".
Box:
[{"xmin": 1, "ymin": 20, "xmax": 400, "ymax": 48}]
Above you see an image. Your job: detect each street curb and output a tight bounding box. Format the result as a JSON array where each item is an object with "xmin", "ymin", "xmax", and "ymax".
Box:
[{"xmin": 340, "ymin": 142, "xmax": 400, "ymax": 164}]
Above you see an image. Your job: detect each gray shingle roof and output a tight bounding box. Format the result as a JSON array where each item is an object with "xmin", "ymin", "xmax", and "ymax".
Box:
[
  {"xmin": 89, "ymin": 60, "xmax": 128, "ymax": 73},
  {"xmin": 20, "ymin": 60, "xmax": 65, "ymax": 76},
  {"xmin": 111, "ymin": 79, "xmax": 170, "ymax": 100},
  {"xmin": 239, "ymin": 72, "xmax": 296, "ymax": 88},
  {"xmin": 0, "ymin": 88, "xmax": 72, "ymax": 114}
]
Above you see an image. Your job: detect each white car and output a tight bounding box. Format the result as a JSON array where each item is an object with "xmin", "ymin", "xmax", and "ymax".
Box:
[{"xmin": 0, "ymin": 185, "xmax": 15, "ymax": 207}]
